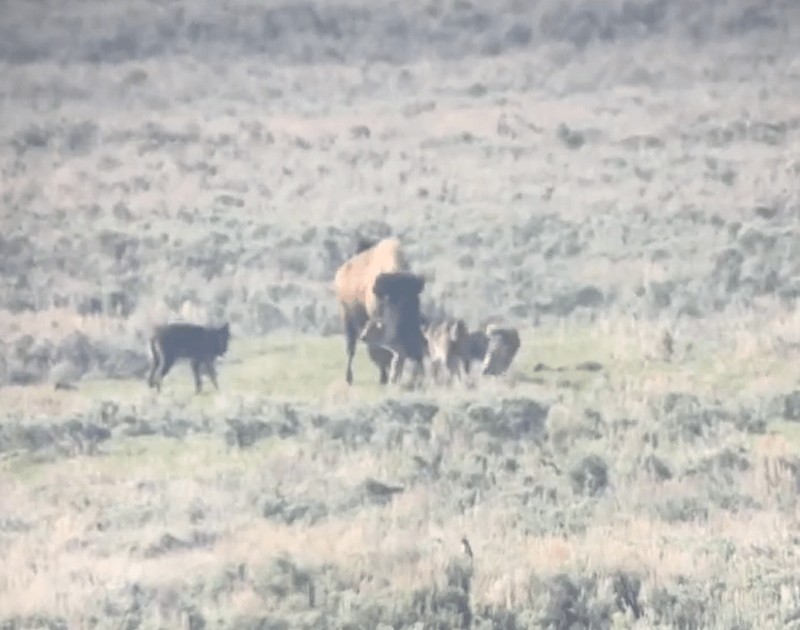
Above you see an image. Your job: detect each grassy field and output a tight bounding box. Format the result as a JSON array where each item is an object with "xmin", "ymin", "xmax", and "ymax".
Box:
[
  {"xmin": 3, "ymin": 0, "xmax": 800, "ymax": 627},
  {"xmin": 3, "ymin": 320, "xmax": 800, "ymax": 628}
]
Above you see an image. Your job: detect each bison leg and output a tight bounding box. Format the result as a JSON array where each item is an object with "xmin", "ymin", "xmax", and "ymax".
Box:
[{"xmin": 344, "ymin": 318, "xmax": 359, "ymax": 385}]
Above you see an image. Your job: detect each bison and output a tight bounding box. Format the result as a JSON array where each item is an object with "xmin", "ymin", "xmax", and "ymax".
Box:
[
  {"xmin": 334, "ymin": 237, "xmax": 426, "ymax": 385},
  {"xmin": 356, "ymin": 271, "xmax": 428, "ymax": 385}
]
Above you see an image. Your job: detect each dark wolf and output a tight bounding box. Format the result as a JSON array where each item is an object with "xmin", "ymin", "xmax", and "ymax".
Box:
[
  {"xmin": 147, "ymin": 322, "xmax": 230, "ymax": 393},
  {"xmin": 422, "ymin": 316, "xmax": 471, "ymax": 385},
  {"xmin": 481, "ymin": 324, "xmax": 521, "ymax": 376}
]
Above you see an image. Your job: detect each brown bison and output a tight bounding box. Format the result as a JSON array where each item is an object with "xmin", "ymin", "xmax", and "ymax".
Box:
[
  {"xmin": 481, "ymin": 324, "xmax": 521, "ymax": 376},
  {"xmin": 334, "ymin": 237, "xmax": 426, "ymax": 385},
  {"xmin": 422, "ymin": 316, "xmax": 471, "ymax": 384},
  {"xmin": 357, "ymin": 271, "xmax": 428, "ymax": 384}
]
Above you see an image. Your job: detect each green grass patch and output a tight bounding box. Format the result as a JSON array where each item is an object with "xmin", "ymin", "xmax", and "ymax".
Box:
[
  {"xmin": 150, "ymin": 333, "xmax": 393, "ymax": 401},
  {"xmin": 7, "ymin": 324, "xmax": 798, "ymax": 415}
]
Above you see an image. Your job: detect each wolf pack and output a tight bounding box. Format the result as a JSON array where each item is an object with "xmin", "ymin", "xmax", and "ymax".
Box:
[{"xmin": 147, "ymin": 237, "xmax": 521, "ymax": 394}]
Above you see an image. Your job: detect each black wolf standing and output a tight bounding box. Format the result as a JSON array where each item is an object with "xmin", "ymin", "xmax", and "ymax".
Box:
[{"xmin": 147, "ymin": 322, "xmax": 230, "ymax": 393}]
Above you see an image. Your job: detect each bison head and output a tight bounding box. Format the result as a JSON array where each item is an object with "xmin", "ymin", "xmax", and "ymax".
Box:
[{"xmin": 360, "ymin": 272, "xmax": 427, "ymax": 361}]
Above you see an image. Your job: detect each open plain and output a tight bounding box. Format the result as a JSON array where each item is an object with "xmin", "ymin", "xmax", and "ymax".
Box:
[{"xmin": 2, "ymin": 0, "xmax": 800, "ymax": 628}]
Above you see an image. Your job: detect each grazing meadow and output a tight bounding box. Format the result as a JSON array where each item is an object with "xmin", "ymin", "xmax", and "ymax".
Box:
[{"xmin": 2, "ymin": 0, "xmax": 800, "ymax": 627}]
